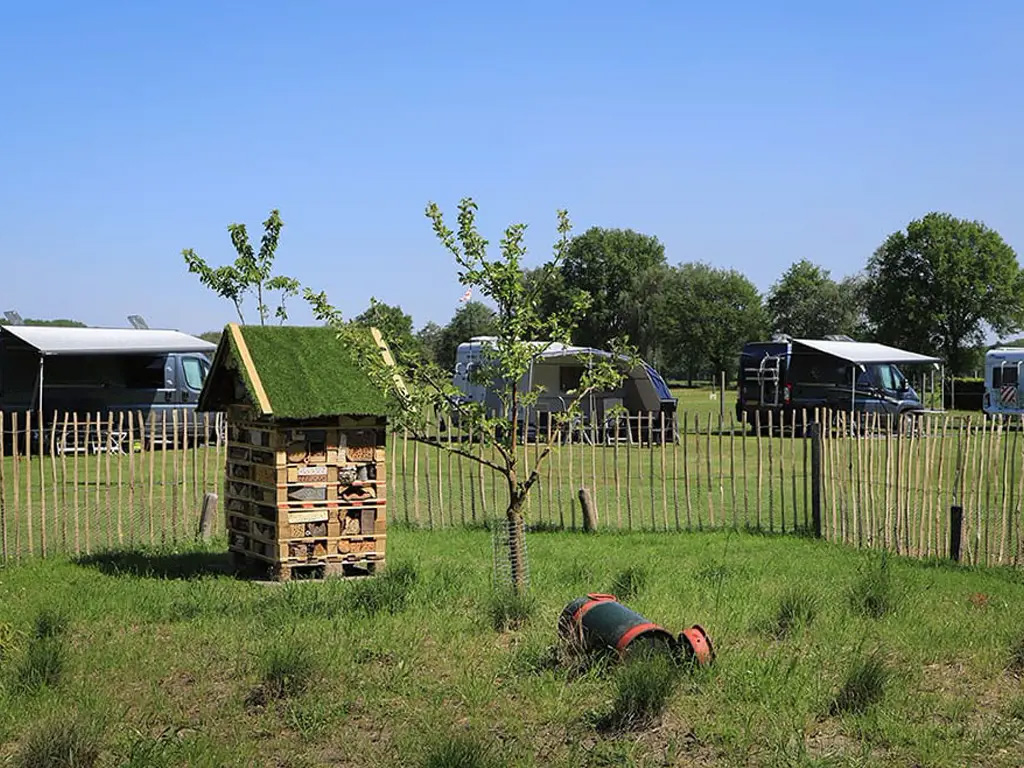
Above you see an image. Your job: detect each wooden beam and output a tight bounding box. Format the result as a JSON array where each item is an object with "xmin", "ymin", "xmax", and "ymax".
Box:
[{"xmin": 227, "ymin": 323, "xmax": 272, "ymax": 416}]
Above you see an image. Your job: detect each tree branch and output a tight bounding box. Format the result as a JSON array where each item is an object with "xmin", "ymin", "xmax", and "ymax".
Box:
[{"xmin": 407, "ymin": 431, "xmax": 509, "ymax": 475}]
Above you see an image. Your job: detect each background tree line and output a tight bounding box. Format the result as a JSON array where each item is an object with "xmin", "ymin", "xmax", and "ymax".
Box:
[{"xmin": 337, "ymin": 212, "xmax": 1024, "ymax": 380}]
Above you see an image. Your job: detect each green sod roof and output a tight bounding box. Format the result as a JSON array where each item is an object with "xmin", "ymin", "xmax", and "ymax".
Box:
[{"xmin": 200, "ymin": 325, "xmax": 391, "ymax": 420}]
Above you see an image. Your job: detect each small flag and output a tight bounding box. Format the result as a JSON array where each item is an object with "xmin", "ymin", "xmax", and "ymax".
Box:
[{"xmin": 459, "ymin": 287, "xmax": 472, "ymax": 303}]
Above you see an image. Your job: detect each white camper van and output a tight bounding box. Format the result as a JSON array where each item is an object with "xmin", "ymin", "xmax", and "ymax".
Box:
[
  {"xmin": 451, "ymin": 336, "xmax": 677, "ymax": 441},
  {"xmin": 983, "ymin": 347, "xmax": 1024, "ymax": 416}
]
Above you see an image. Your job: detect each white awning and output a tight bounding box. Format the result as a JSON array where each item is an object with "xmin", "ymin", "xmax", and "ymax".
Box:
[
  {"xmin": 0, "ymin": 326, "xmax": 216, "ymax": 355},
  {"xmin": 792, "ymin": 339, "xmax": 941, "ymax": 366}
]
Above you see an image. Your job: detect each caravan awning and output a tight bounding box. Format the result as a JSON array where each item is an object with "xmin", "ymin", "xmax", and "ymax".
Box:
[
  {"xmin": 792, "ymin": 339, "xmax": 941, "ymax": 366},
  {"xmin": 0, "ymin": 326, "xmax": 216, "ymax": 355}
]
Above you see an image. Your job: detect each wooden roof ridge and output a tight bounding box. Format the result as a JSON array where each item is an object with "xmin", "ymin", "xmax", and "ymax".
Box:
[{"xmin": 228, "ymin": 322, "xmax": 272, "ymax": 416}]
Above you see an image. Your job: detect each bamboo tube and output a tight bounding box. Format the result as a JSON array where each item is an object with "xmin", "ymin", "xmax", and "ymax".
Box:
[
  {"xmin": 671, "ymin": 414, "xmax": 680, "ymax": 530},
  {"xmin": 706, "ymin": 412, "xmax": 715, "ymax": 527},
  {"xmin": 998, "ymin": 416, "xmax": 1011, "ymax": 564},
  {"xmin": 683, "ymin": 412, "xmax": 693, "ymax": 530},
  {"xmin": 742, "ymin": 412, "xmax": 750, "ymax": 527},
  {"xmin": 59, "ymin": 413, "xmax": 69, "ymax": 550},
  {"xmin": 593, "ymin": 415, "xmax": 601, "ymax": 530},
  {"xmin": 25, "ymin": 412, "xmax": 34, "ymax": 556},
  {"xmin": 12, "ymin": 413, "xmax": 20, "ymax": 559},
  {"xmin": 38, "ymin": 409, "xmax": 47, "ymax": 557},
  {"xmin": 561, "ymin": 421, "xmax": 569, "ymax": 528},
  {"xmin": 160, "ymin": 411, "xmax": 168, "ymax": 543},
  {"xmin": 148, "ymin": 413, "xmax": 157, "ymax": 545},
  {"xmin": 623, "ymin": 415, "xmax": 632, "ymax": 530},
  {"xmin": 402, "ymin": 427, "xmax": 411, "ymax": 524},
  {"xmin": 650, "ymin": 412, "xmax": 657, "ymax": 530},
  {"xmin": 50, "ymin": 412, "xmax": 59, "ymax": 552},
  {"xmin": 790, "ymin": 409, "xmax": 798, "ymax": 531},
  {"xmin": 661, "ymin": 412, "xmax": 669, "ymax": 531},
  {"xmin": 412, "ymin": 430, "xmax": 421, "ymax": 525},
  {"xmin": 171, "ymin": 409, "xmax": 180, "ymax": 540},
  {"xmin": 0, "ymin": 412, "xmax": 6, "ymax": 563},
  {"xmin": 802, "ymin": 409, "xmax": 810, "ymax": 530},
  {"xmin": 72, "ymin": 413, "xmax": 80, "ymax": 554},
  {"xmin": 116, "ymin": 412, "xmax": 124, "ymax": 545},
  {"xmin": 754, "ymin": 411, "xmax": 762, "ymax": 531},
  {"xmin": 767, "ymin": 410, "xmax": 774, "ymax": 532},
  {"xmin": 933, "ymin": 416, "xmax": 949, "ymax": 557},
  {"xmin": 729, "ymin": 415, "xmax": 737, "ymax": 529},
  {"xmin": 717, "ymin": 412, "xmax": 725, "ymax": 525},
  {"xmin": 128, "ymin": 413, "xmax": 136, "ymax": 546}
]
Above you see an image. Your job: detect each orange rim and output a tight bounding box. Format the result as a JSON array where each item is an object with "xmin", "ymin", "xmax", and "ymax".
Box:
[
  {"xmin": 679, "ymin": 625, "xmax": 714, "ymax": 665},
  {"xmin": 569, "ymin": 593, "xmax": 617, "ymax": 625},
  {"xmin": 614, "ymin": 621, "xmax": 672, "ymax": 653}
]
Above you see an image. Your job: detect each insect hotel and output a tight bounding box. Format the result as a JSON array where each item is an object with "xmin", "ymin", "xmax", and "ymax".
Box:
[{"xmin": 198, "ymin": 324, "xmax": 395, "ymax": 580}]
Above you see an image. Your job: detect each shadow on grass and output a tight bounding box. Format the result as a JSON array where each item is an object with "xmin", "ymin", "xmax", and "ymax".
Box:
[{"xmin": 75, "ymin": 549, "xmax": 234, "ymax": 580}]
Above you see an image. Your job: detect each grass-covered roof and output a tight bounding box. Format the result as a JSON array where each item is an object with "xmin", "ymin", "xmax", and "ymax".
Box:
[{"xmin": 200, "ymin": 324, "xmax": 391, "ymax": 419}]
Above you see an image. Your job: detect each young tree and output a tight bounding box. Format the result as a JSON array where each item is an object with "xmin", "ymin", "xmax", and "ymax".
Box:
[
  {"xmin": 305, "ymin": 199, "xmax": 632, "ymax": 592},
  {"xmin": 182, "ymin": 209, "xmax": 300, "ymax": 326},
  {"xmin": 414, "ymin": 321, "xmax": 445, "ymax": 364},
  {"xmin": 867, "ymin": 212, "xmax": 1024, "ymax": 374}
]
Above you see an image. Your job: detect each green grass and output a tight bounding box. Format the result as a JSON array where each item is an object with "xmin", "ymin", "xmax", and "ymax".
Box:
[{"xmin": 3, "ymin": 527, "xmax": 1024, "ymax": 766}]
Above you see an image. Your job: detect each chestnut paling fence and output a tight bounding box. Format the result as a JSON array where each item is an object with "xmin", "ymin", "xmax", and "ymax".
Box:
[{"xmin": 1, "ymin": 409, "xmax": 1022, "ymax": 568}]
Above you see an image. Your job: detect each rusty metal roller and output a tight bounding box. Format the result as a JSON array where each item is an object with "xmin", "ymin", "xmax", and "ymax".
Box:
[{"xmin": 558, "ymin": 593, "xmax": 714, "ymax": 665}]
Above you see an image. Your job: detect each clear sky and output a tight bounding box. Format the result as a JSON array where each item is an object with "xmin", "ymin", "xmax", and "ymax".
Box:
[{"xmin": 2, "ymin": 1, "xmax": 1022, "ymax": 336}]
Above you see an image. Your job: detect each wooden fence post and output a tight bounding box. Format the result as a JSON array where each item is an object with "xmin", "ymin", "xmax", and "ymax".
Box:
[
  {"xmin": 579, "ymin": 488, "xmax": 596, "ymax": 533},
  {"xmin": 810, "ymin": 422, "xmax": 822, "ymax": 538},
  {"xmin": 198, "ymin": 492, "xmax": 217, "ymax": 541},
  {"xmin": 949, "ymin": 504, "xmax": 963, "ymax": 563}
]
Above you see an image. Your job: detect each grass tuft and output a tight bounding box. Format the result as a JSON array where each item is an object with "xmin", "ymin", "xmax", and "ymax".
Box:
[
  {"xmin": 848, "ymin": 556, "xmax": 897, "ymax": 619},
  {"xmin": 771, "ymin": 587, "xmax": 818, "ymax": 638},
  {"xmin": 609, "ymin": 565, "xmax": 649, "ymax": 601},
  {"xmin": 829, "ymin": 652, "xmax": 889, "ymax": 715},
  {"xmin": 1006, "ymin": 695, "xmax": 1024, "ymax": 721},
  {"xmin": 343, "ymin": 562, "xmax": 418, "ymax": 617},
  {"xmin": 16, "ymin": 636, "xmax": 65, "ymax": 692},
  {"xmin": 13, "ymin": 716, "xmax": 101, "ymax": 768},
  {"xmin": 33, "ymin": 607, "xmax": 70, "ymax": 640},
  {"xmin": 1008, "ymin": 633, "xmax": 1024, "ymax": 675},
  {"xmin": 487, "ymin": 588, "xmax": 537, "ymax": 632},
  {"xmin": 602, "ymin": 647, "xmax": 680, "ymax": 730},
  {"xmin": 0, "ymin": 621, "xmax": 19, "ymax": 666},
  {"xmin": 420, "ymin": 733, "xmax": 499, "ymax": 768},
  {"xmin": 251, "ymin": 640, "xmax": 316, "ymax": 704}
]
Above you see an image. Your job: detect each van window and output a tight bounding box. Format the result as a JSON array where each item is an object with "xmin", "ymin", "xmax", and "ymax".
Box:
[
  {"xmin": 993, "ymin": 365, "xmax": 1019, "ymax": 388},
  {"xmin": 182, "ymin": 358, "xmax": 204, "ymax": 390}
]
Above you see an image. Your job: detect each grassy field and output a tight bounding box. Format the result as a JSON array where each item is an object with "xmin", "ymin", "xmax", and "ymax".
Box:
[{"xmin": 2, "ymin": 527, "xmax": 1024, "ymax": 767}]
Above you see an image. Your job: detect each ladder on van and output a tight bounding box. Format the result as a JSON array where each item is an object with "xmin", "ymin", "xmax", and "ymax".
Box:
[{"xmin": 747, "ymin": 355, "xmax": 783, "ymax": 407}]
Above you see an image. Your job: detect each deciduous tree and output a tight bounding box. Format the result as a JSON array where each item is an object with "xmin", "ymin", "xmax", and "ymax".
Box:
[
  {"xmin": 866, "ymin": 212, "xmax": 1024, "ymax": 374},
  {"xmin": 766, "ymin": 260, "xmax": 867, "ymax": 339}
]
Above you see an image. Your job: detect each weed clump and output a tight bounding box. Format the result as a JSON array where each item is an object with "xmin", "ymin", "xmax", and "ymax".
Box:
[
  {"xmin": 13, "ymin": 716, "xmax": 101, "ymax": 768},
  {"xmin": 0, "ymin": 621, "xmax": 18, "ymax": 666},
  {"xmin": 33, "ymin": 607, "xmax": 70, "ymax": 640},
  {"xmin": 610, "ymin": 565, "xmax": 649, "ymax": 601},
  {"xmin": 343, "ymin": 562, "xmax": 418, "ymax": 617},
  {"xmin": 1008, "ymin": 633, "xmax": 1024, "ymax": 675},
  {"xmin": 848, "ymin": 556, "xmax": 897, "ymax": 619},
  {"xmin": 420, "ymin": 733, "xmax": 499, "ymax": 768},
  {"xmin": 17, "ymin": 638, "xmax": 65, "ymax": 692},
  {"xmin": 829, "ymin": 652, "xmax": 889, "ymax": 715},
  {"xmin": 603, "ymin": 647, "xmax": 680, "ymax": 730},
  {"xmin": 487, "ymin": 588, "xmax": 536, "ymax": 632},
  {"xmin": 771, "ymin": 587, "xmax": 818, "ymax": 638},
  {"xmin": 249, "ymin": 641, "xmax": 316, "ymax": 705}
]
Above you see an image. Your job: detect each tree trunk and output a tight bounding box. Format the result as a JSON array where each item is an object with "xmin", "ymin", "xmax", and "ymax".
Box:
[{"xmin": 506, "ymin": 495, "xmax": 527, "ymax": 593}]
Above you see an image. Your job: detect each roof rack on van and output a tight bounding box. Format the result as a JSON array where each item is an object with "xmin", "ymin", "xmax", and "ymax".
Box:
[
  {"xmin": 770, "ymin": 333, "xmax": 791, "ymax": 342},
  {"xmin": 823, "ymin": 334, "xmax": 855, "ymax": 342}
]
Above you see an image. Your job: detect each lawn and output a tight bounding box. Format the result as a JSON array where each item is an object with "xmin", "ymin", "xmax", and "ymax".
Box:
[{"xmin": 2, "ymin": 527, "xmax": 1024, "ymax": 767}]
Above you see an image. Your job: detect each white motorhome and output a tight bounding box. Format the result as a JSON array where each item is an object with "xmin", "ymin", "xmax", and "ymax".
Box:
[
  {"xmin": 983, "ymin": 347, "xmax": 1024, "ymax": 416},
  {"xmin": 451, "ymin": 336, "xmax": 677, "ymax": 441}
]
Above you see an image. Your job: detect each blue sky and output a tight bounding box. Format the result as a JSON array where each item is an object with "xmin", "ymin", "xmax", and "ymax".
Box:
[{"xmin": 2, "ymin": 1, "xmax": 1022, "ymax": 336}]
